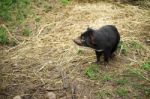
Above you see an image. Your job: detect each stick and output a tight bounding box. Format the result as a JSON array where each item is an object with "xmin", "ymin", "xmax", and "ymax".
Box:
[
  {"xmin": 71, "ymin": 81, "xmax": 77, "ymax": 99},
  {"xmin": 2, "ymin": 24, "xmax": 19, "ymax": 42},
  {"xmin": 146, "ymin": 39, "xmax": 150, "ymax": 44},
  {"xmin": 60, "ymin": 70, "xmax": 69, "ymax": 89}
]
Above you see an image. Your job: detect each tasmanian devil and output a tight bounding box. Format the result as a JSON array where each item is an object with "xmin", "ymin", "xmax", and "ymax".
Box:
[{"xmin": 73, "ymin": 25, "xmax": 120, "ymax": 65}]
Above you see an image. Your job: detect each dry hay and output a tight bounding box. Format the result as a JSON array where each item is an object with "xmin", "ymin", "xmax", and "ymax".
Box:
[{"xmin": 0, "ymin": 1, "xmax": 150, "ymax": 99}]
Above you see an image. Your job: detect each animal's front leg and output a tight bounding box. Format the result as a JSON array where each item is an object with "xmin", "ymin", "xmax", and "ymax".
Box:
[{"xmin": 95, "ymin": 51, "xmax": 102, "ymax": 64}]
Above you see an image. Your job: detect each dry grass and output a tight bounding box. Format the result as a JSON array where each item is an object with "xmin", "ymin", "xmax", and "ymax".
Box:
[{"xmin": 0, "ymin": 1, "xmax": 150, "ymax": 99}]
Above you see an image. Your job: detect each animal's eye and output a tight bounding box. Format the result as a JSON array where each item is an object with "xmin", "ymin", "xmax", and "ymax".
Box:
[
  {"xmin": 81, "ymin": 36, "xmax": 85, "ymax": 42},
  {"xmin": 81, "ymin": 36, "xmax": 84, "ymax": 39}
]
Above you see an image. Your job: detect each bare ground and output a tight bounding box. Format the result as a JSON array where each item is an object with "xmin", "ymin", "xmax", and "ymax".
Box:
[{"xmin": 0, "ymin": 1, "xmax": 150, "ymax": 99}]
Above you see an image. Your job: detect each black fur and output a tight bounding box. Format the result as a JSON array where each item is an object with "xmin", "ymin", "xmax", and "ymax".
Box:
[{"xmin": 73, "ymin": 25, "xmax": 120, "ymax": 64}]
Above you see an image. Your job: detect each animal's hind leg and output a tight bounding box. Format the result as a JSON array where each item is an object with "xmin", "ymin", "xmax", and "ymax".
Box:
[
  {"xmin": 104, "ymin": 49, "xmax": 111, "ymax": 65},
  {"xmin": 110, "ymin": 44, "xmax": 118, "ymax": 59},
  {"xmin": 95, "ymin": 51, "xmax": 102, "ymax": 64},
  {"xmin": 111, "ymin": 44, "xmax": 118, "ymax": 54}
]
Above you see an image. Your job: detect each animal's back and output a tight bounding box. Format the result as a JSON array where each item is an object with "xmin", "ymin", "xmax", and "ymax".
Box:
[{"xmin": 94, "ymin": 25, "xmax": 120, "ymax": 50}]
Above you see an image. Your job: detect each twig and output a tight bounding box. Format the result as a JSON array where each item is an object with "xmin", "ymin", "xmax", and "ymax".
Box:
[
  {"xmin": 46, "ymin": 88, "xmax": 61, "ymax": 91},
  {"xmin": 2, "ymin": 24, "xmax": 19, "ymax": 42},
  {"xmin": 60, "ymin": 69, "xmax": 69, "ymax": 89},
  {"xmin": 37, "ymin": 22, "xmax": 58, "ymax": 37},
  {"xmin": 0, "ymin": 92, "xmax": 9, "ymax": 96},
  {"xmin": 34, "ymin": 71, "xmax": 45, "ymax": 84},
  {"xmin": 6, "ymin": 40, "xmax": 26, "ymax": 52},
  {"xmin": 29, "ymin": 83, "xmax": 47, "ymax": 92},
  {"xmin": 38, "ymin": 61, "xmax": 52, "ymax": 72},
  {"xmin": 146, "ymin": 39, "xmax": 150, "ymax": 42},
  {"xmin": 146, "ymin": 39, "xmax": 150, "ymax": 44},
  {"xmin": 118, "ymin": 44, "xmax": 123, "ymax": 56},
  {"xmin": 55, "ymin": 52, "xmax": 71, "ymax": 89},
  {"xmin": 127, "ymin": 58, "xmax": 138, "ymax": 63},
  {"xmin": 71, "ymin": 81, "xmax": 77, "ymax": 99}
]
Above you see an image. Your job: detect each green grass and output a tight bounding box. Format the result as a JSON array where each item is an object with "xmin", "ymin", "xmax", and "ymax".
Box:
[
  {"xmin": 60, "ymin": 0, "xmax": 70, "ymax": 5},
  {"xmin": 0, "ymin": 0, "xmax": 30, "ymax": 22},
  {"xmin": 96, "ymin": 90, "xmax": 111, "ymax": 99},
  {"xmin": 118, "ymin": 40, "xmax": 128, "ymax": 55},
  {"xmin": 35, "ymin": 17, "xmax": 41, "ymax": 22},
  {"xmin": 22, "ymin": 28, "xmax": 32, "ymax": 36},
  {"xmin": 130, "ymin": 41, "xmax": 143, "ymax": 49},
  {"xmin": 126, "ymin": 66, "xmax": 149, "ymax": 78},
  {"xmin": 12, "ymin": 39, "xmax": 17, "ymax": 46},
  {"xmin": 141, "ymin": 59, "xmax": 150, "ymax": 71},
  {"xmin": 77, "ymin": 49, "xmax": 84, "ymax": 55},
  {"xmin": 0, "ymin": 27, "xmax": 9, "ymax": 45},
  {"xmin": 16, "ymin": 10, "xmax": 27, "ymax": 23},
  {"xmin": 122, "ymin": 66, "xmax": 150, "ymax": 98},
  {"xmin": 143, "ymin": 87, "xmax": 150, "ymax": 97},
  {"xmin": 102, "ymin": 73, "xmax": 111, "ymax": 82},
  {"xmin": 132, "ymin": 83, "xmax": 150, "ymax": 97},
  {"xmin": 125, "ymin": 68, "xmax": 148, "ymax": 81},
  {"xmin": 85, "ymin": 64, "xmax": 99, "ymax": 79},
  {"xmin": 116, "ymin": 87, "xmax": 128, "ymax": 97},
  {"xmin": 115, "ymin": 78, "xmax": 128, "ymax": 85},
  {"xmin": 44, "ymin": 5, "xmax": 52, "ymax": 13},
  {"xmin": 118, "ymin": 40, "xmax": 146, "ymax": 56}
]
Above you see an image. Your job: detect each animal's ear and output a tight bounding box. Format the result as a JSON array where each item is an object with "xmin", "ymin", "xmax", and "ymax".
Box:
[
  {"xmin": 87, "ymin": 27, "xmax": 95, "ymax": 45},
  {"xmin": 87, "ymin": 27, "xmax": 94, "ymax": 35}
]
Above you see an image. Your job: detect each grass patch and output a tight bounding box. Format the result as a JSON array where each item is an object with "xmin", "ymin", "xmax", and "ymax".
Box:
[
  {"xmin": 124, "ymin": 68, "xmax": 148, "ymax": 81},
  {"xmin": 122, "ymin": 67, "xmax": 150, "ymax": 98},
  {"xmin": 85, "ymin": 64, "xmax": 99, "ymax": 80},
  {"xmin": 143, "ymin": 87, "xmax": 150, "ymax": 97},
  {"xmin": 132, "ymin": 83, "xmax": 150, "ymax": 97},
  {"xmin": 141, "ymin": 59, "xmax": 150, "ymax": 71},
  {"xmin": 22, "ymin": 28, "xmax": 32, "ymax": 36},
  {"xmin": 77, "ymin": 49, "xmax": 84, "ymax": 55},
  {"xmin": 35, "ymin": 17, "xmax": 41, "ymax": 22},
  {"xmin": 60, "ymin": 0, "xmax": 70, "ymax": 5},
  {"xmin": 0, "ymin": 27, "xmax": 9, "ymax": 45},
  {"xmin": 96, "ymin": 90, "xmax": 111, "ymax": 99},
  {"xmin": 118, "ymin": 40, "xmax": 128, "ymax": 55},
  {"xmin": 12, "ymin": 39, "xmax": 17, "ymax": 46},
  {"xmin": 115, "ymin": 78, "xmax": 128, "ymax": 85},
  {"xmin": 102, "ymin": 73, "xmax": 111, "ymax": 82},
  {"xmin": 118, "ymin": 40, "xmax": 146, "ymax": 56},
  {"xmin": 130, "ymin": 41, "xmax": 143, "ymax": 49},
  {"xmin": 16, "ymin": 10, "xmax": 27, "ymax": 23},
  {"xmin": 116, "ymin": 87, "xmax": 128, "ymax": 97},
  {"xmin": 0, "ymin": 0, "xmax": 30, "ymax": 22},
  {"xmin": 44, "ymin": 5, "xmax": 52, "ymax": 13}
]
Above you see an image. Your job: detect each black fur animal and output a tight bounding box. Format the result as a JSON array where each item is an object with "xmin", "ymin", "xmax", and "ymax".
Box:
[{"xmin": 73, "ymin": 25, "xmax": 120, "ymax": 65}]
